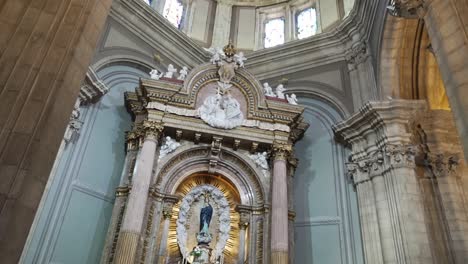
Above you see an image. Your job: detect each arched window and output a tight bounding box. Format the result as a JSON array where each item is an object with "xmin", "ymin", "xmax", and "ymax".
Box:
[
  {"xmin": 264, "ymin": 18, "xmax": 285, "ymax": 48},
  {"xmin": 296, "ymin": 7, "xmax": 317, "ymax": 39},
  {"xmin": 163, "ymin": 0, "xmax": 184, "ymax": 28}
]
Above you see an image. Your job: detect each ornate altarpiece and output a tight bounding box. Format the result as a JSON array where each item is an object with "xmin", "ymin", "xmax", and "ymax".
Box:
[{"xmin": 101, "ymin": 45, "xmax": 308, "ymax": 264}]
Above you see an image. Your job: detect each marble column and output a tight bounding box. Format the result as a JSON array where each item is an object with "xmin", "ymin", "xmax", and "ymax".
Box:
[
  {"xmin": 114, "ymin": 120, "xmax": 164, "ymax": 264},
  {"xmin": 211, "ymin": 2, "xmax": 233, "ymax": 48},
  {"xmin": 157, "ymin": 198, "xmax": 178, "ymax": 264},
  {"xmin": 270, "ymin": 143, "xmax": 292, "ymax": 264},
  {"xmin": 100, "ymin": 132, "xmax": 139, "ymax": 263}
]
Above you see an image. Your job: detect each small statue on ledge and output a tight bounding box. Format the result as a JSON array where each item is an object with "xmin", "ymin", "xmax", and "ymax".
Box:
[
  {"xmin": 164, "ymin": 64, "xmax": 178, "ymax": 78},
  {"xmin": 276, "ymin": 84, "xmax": 286, "ymax": 99},
  {"xmin": 178, "ymin": 66, "xmax": 189, "ymax": 80},
  {"xmin": 286, "ymin": 93, "xmax": 298, "ymax": 105},
  {"xmin": 149, "ymin": 69, "xmax": 163, "ymax": 80},
  {"xmin": 263, "ymin": 82, "xmax": 276, "ymax": 97}
]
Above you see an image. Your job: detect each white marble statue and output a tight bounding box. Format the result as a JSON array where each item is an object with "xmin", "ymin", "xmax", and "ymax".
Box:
[
  {"xmin": 204, "ymin": 47, "xmax": 225, "ymax": 64},
  {"xmin": 149, "ymin": 69, "xmax": 163, "ymax": 80},
  {"xmin": 276, "ymin": 84, "xmax": 286, "ymax": 99},
  {"xmin": 198, "ymin": 84, "xmax": 244, "ymax": 129},
  {"xmin": 234, "ymin": 51, "xmax": 247, "ymax": 68},
  {"xmin": 286, "ymin": 93, "xmax": 298, "ymax": 105},
  {"xmin": 249, "ymin": 152, "xmax": 269, "ymax": 171},
  {"xmin": 177, "ymin": 66, "xmax": 189, "ymax": 80},
  {"xmin": 159, "ymin": 136, "xmax": 181, "ymax": 160},
  {"xmin": 164, "ymin": 64, "xmax": 178, "ymax": 78},
  {"xmin": 263, "ymin": 82, "xmax": 276, "ymax": 97}
]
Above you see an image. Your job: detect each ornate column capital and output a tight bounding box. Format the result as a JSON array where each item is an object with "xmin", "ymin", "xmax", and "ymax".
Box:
[
  {"xmin": 142, "ymin": 120, "xmax": 164, "ymax": 141},
  {"xmin": 162, "ymin": 195, "xmax": 179, "ymax": 219},
  {"xmin": 272, "ymin": 142, "xmax": 293, "ymax": 161},
  {"xmin": 347, "ymin": 151, "xmax": 385, "ymax": 185},
  {"xmin": 424, "ymin": 153, "xmax": 460, "ymax": 178},
  {"xmin": 236, "ymin": 205, "xmax": 251, "ymax": 230},
  {"xmin": 384, "ymin": 144, "xmax": 419, "ymax": 168}
]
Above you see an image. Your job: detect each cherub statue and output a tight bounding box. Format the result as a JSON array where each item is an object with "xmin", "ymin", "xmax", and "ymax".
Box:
[
  {"xmin": 177, "ymin": 66, "xmax": 189, "ymax": 80},
  {"xmin": 204, "ymin": 47, "xmax": 225, "ymax": 64},
  {"xmin": 149, "ymin": 69, "xmax": 163, "ymax": 80},
  {"xmin": 163, "ymin": 64, "xmax": 177, "ymax": 78},
  {"xmin": 286, "ymin": 93, "xmax": 298, "ymax": 105},
  {"xmin": 234, "ymin": 51, "xmax": 247, "ymax": 68},
  {"xmin": 249, "ymin": 152, "xmax": 269, "ymax": 170},
  {"xmin": 263, "ymin": 82, "xmax": 276, "ymax": 97},
  {"xmin": 276, "ymin": 84, "xmax": 286, "ymax": 99}
]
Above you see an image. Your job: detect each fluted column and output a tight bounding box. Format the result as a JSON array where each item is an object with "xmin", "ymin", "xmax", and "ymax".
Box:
[
  {"xmin": 157, "ymin": 198, "xmax": 178, "ymax": 264},
  {"xmin": 270, "ymin": 142, "xmax": 292, "ymax": 264},
  {"xmin": 114, "ymin": 120, "xmax": 164, "ymax": 264}
]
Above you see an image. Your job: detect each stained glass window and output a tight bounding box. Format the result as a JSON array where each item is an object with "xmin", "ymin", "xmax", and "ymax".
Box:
[
  {"xmin": 264, "ymin": 18, "xmax": 285, "ymax": 48},
  {"xmin": 163, "ymin": 0, "xmax": 184, "ymax": 28},
  {"xmin": 143, "ymin": 0, "xmax": 152, "ymax": 5},
  {"xmin": 297, "ymin": 8, "xmax": 317, "ymax": 39}
]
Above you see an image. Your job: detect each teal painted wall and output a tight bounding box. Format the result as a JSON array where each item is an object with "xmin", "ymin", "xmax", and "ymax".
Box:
[
  {"xmin": 21, "ymin": 65, "xmax": 147, "ymax": 264},
  {"xmin": 293, "ymin": 98, "xmax": 364, "ymax": 264}
]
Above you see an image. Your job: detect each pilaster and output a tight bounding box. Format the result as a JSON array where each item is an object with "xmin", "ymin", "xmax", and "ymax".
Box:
[{"xmin": 334, "ymin": 99, "xmax": 433, "ymax": 263}]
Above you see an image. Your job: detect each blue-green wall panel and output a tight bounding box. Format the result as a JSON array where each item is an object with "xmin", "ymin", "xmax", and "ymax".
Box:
[
  {"xmin": 293, "ymin": 98, "xmax": 364, "ymax": 264},
  {"xmin": 21, "ymin": 65, "xmax": 145, "ymax": 264}
]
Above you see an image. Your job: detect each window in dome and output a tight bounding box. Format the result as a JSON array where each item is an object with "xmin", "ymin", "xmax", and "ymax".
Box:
[
  {"xmin": 163, "ymin": 0, "xmax": 184, "ymax": 28},
  {"xmin": 264, "ymin": 18, "xmax": 285, "ymax": 48},
  {"xmin": 143, "ymin": 0, "xmax": 152, "ymax": 5},
  {"xmin": 296, "ymin": 7, "xmax": 317, "ymax": 39}
]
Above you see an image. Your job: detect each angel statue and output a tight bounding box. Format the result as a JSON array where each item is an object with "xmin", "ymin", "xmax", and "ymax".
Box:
[
  {"xmin": 234, "ymin": 51, "xmax": 247, "ymax": 68},
  {"xmin": 204, "ymin": 47, "xmax": 225, "ymax": 64},
  {"xmin": 164, "ymin": 64, "xmax": 177, "ymax": 78},
  {"xmin": 286, "ymin": 93, "xmax": 299, "ymax": 105},
  {"xmin": 276, "ymin": 84, "xmax": 286, "ymax": 99},
  {"xmin": 149, "ymin": 69, "xmax": 163, "ymax": 80},
  {"xmin": 177, "ymin": 66, "xmax": 189, "ymax": 80},
  {"xmin": 263, "ymin": 82, "xmax": 276, "ymax": 97}
]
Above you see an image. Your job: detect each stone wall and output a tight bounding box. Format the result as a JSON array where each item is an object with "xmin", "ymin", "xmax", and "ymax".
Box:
[{"xmin": 0, "ymin": 0, "xmax": 112, "ymax": 262}]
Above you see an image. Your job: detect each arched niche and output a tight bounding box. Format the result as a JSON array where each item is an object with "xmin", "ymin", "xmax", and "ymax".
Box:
[{"xmin": 154, "ymin": 145, "xmax": 267, "ymax": 207}]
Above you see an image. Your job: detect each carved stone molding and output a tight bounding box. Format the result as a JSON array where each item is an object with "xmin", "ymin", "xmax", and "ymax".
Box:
[
  {"xmin": 387, "ymin": 0, "xmax": 426, "ymax": 19},
  {"xmin": 345, "ymin": 41, "xmax": 369, "ymax": 69},
  {"xmin": 79, "ymin": 67, "xmax": 109, "ymax": 104}
]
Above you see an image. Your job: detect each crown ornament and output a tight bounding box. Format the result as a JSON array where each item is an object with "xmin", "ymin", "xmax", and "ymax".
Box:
[{"xmin": 223, "ymin": 40, "xmax": 236, "ymax": 58}]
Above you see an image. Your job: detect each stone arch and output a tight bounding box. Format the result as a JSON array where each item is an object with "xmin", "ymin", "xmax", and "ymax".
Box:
[
  {"xmin": 379, "ymin": 15, "xmax": 449, "ymax": 110},
  {"xmin": 285, "ymin": 80, "xmax": 351, "ymax": 118},
  {"xmin": 154, "ymin": 145, "xmax": 267, "ymax": 207}
]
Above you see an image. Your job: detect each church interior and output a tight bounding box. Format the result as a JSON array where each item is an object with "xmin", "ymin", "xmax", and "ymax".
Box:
[{"xmin": 0, "ymin": 0, "xmax": 468, "ymax": 263}]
